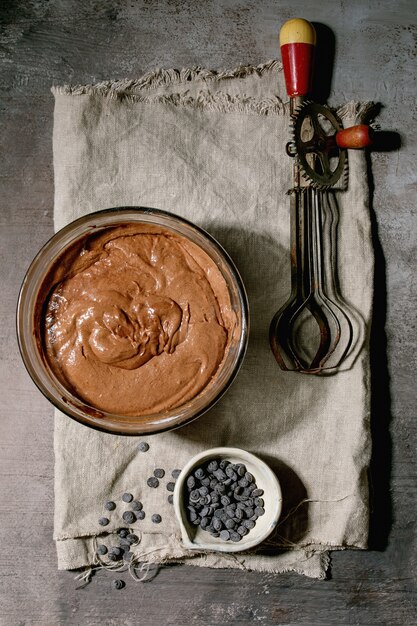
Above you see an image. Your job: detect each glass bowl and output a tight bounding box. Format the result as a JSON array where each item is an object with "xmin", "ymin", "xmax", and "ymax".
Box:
[{"xmin": 17, "ymin": 207, "xmax": 248, "ymax": 435}]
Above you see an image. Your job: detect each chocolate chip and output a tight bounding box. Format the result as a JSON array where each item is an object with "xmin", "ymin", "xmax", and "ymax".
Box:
[
  {"xmin": 98, "ymin": 517, "xmax": 109, "ymax": 526},
  {"xmin": 237, "ymin": 526, "xmax": 248, "ymax": 536},
  {"xmin": 126, "ymin": 534, "xmax": 138, "ymax": 544},
  {"xmin": 122, "ymin": 493, "xmax": 133, "ymax": 503},
  {"xmin": 118, "ymin": 528, "xmax": 129, "ymax": 538},
  {"xmin": 230, "ymin": 531, "xmax": 242, "ymax": 542},
  {"xmin": 151, "ymin": 514, "xmax": 162, "ymax": 524},
  {"xmin": 123, "ymin": 551, "xmax": 134, "ymax": 562},
  {"xmin": 207, "ymin": 460, "xmax": 218, "ymax": 472},
  {"xmin": 189, "ymin": 489, "xmax": 200, "ymax": 502},
  {"xmin": 236, "ymin": 464, "xmax": 246, "ymax": 477},
  {"xmin": 166, "ymin": 482, "xmax": 175, "ymax": 492},
  {"xmin": 213, "ymin": 469, "xmax": 226, "ymax": 481},
  {"xmin": 147, "ymin": 477, "xmax": 159, "ymax": 488},
  {"xmin": 108, "ymin": 553, "xmax": 119, "ymax": 562},
  {"xmin": 97, "ymin": 544, "xmax": 108, "ymax": 555},
  {"xmin": 131, "ymin": 501, "xmax": 143, "ymax": 511},
  {"xmin": 167, "ymin": 495, "xmax": 174, "ymax": 505},
  {"xmin": 154, "ymin": 468, "xmax": 165, "ymax": 478},
  {"xmin": 219, "ymin": 530, "xmax": 230, "ymax": 541},
  {"xmin": 122, "ymin": 511, "xmax": 136, "ymax": 524},
  {"xmin": 138, "ymin": 442, "xmax": 149, "ymax": 452},
  {"xmin": 112, "ymin": 579, "xmax": 125, "ymax": 589},
  {"xmin": 213, "ymin": 518, "xmax": 222, "ymax": 531},
  {"xmin": 171, "ymin": 469, "xmax": 181, "ymax": 479},
  {"xmin": 243, "ymin": 519, "xmax": 255, "ymax": 530},
  {"xmin": 137, "ymin": 510, "xmax": 145, "ymax": 520},
  {"xmin": 225, "ymin": 519, "xmax": 236, "ymax": 530},
  {"xmin": 111, "ymin": 547, "xmax": 123, "ymax": 557},
  {"xmin": 104, "ymin": 501, "xmax": 116, "ymax": 511}
]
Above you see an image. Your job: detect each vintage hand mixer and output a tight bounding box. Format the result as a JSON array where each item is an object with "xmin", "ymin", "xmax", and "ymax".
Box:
[{"xmin": 269, "ymin": 18, "xmax": 372, "ymax": 374}]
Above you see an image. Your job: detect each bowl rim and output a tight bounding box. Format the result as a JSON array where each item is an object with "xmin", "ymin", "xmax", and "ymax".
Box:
[
  {"xmin": 16, "ymin": 207, "xmax": 249, "ymax": 436},
  {"xmin": 173, "ymin": 446, "xmax": 282, "ymax": 553}
]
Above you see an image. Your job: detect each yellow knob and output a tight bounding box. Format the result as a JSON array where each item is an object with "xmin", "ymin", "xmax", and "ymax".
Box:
[{"xmin": 280, "ymin": 18, "xmax": 316, "ymax": 47}]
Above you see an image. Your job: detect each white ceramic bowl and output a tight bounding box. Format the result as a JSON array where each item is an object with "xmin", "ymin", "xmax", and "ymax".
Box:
[{"xmin": 173, "ymin": 447, "xmax": 282, "ymax": 553}]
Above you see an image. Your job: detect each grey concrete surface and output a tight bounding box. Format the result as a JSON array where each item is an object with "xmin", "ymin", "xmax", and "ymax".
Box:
[{"xmin": 0, "ymin": 1, "xmax": 416, "ymax": 624}]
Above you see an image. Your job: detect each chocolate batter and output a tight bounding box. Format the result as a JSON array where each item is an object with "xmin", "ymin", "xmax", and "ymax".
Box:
[{"xmin": 37, "ymin": 223, "xmax": 236, "ymax": 416}]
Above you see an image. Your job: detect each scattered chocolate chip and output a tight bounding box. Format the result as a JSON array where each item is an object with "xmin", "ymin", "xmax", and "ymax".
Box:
[
  {"xmin": 118, "ymin": 528, "xmax": 129, "ymax": 538},
  {"xmin": 127, "ymin": 534, "xmax": 138, "ymax": 544},
  {"xmin": 123, "ymin": 551, "xmax": 134, "ymax": 562},
  {"xmin": 138, "ymin": 442, "xmax": 149, "ymax": 452},
  {"xmin": 108, "ymin": 553, "xmax": 119, "ymax": 562},
  {"xmin": 111, "ymin": 547, "xmax": 123, "ymax": 557},
  {"xmin": 104, "ymin": 501, "xmax": 116, "ymax": 511},
  {"xmin": 122, "ymin": 493, "xmax": 133, "ymax": 503},
  {"xmin": 147, "ymin": 477, "xmax": 159, "ymax": 488},
  {"xmin": 131, "ymin": 501, "xmax": 143, "ymax": 511},
  {"xmin": 137, "ymin": 510, "xmax": 146, "ymax": 520},
  {"xmin": 154, "ymin": 468, "xmax": 165, "ymax": 479},
  {"xmin": 171, "ymin": 469, "xmax": 181, "ymax": 479},
  {"xmin": 98, "ymin": 517, "xmax": 109, "ymax": 526},
  {"xmin": 166, "ymin": 482, "xmax": 175, "ymax": 492},
  {"xmin": 167, "ymin": 495, "xmax": 174, "ymax": 505},
  {"xmin": 112, "ymin": 579, "xmax": 125, "ymax": 590},
  {"xmin": 97, "ymin": 544, "xmax": 108, "ymax": 555},
  {"xmin": 151, "ymin": 514, "xmax": 162, "ymax": 524},
  {"xmin": 122, "ymin": 511, "xmax": 136, "ymax": 524}
]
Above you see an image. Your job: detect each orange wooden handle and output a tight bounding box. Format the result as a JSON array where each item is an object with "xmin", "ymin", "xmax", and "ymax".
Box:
[{"xmin": 336, "ymin": 125, "xmax": 373, "ymax": 149}]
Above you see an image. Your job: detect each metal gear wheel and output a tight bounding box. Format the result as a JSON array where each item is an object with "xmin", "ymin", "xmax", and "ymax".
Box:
[{"xmin": 289, "ymin": 101, "xmax": 347, "ymax": 188}]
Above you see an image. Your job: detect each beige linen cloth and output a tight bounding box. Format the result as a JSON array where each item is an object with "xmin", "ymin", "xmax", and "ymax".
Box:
[{"xmin": 52, "ymin": 61, "xmax": 373, "ymax": 579}]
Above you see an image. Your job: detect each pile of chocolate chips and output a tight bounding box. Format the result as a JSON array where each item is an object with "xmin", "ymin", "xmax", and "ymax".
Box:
[{"xmin": 184, "ymin": 458, "xmax": 265, "ymax": 542}]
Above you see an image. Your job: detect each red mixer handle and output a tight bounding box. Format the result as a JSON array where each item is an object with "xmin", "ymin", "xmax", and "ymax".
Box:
[
  {"xmin": 280, "ymin": 18, "xmax": 316, "ymax": 98},
  {"xmin": 336, "ymin": 124, "xmax": 373, "ymax": 149}
]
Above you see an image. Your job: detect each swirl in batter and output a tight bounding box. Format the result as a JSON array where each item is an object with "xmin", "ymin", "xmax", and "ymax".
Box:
[{"xmin": 39, "ymin": 223, "xmax": 236, "ymax": 417}]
